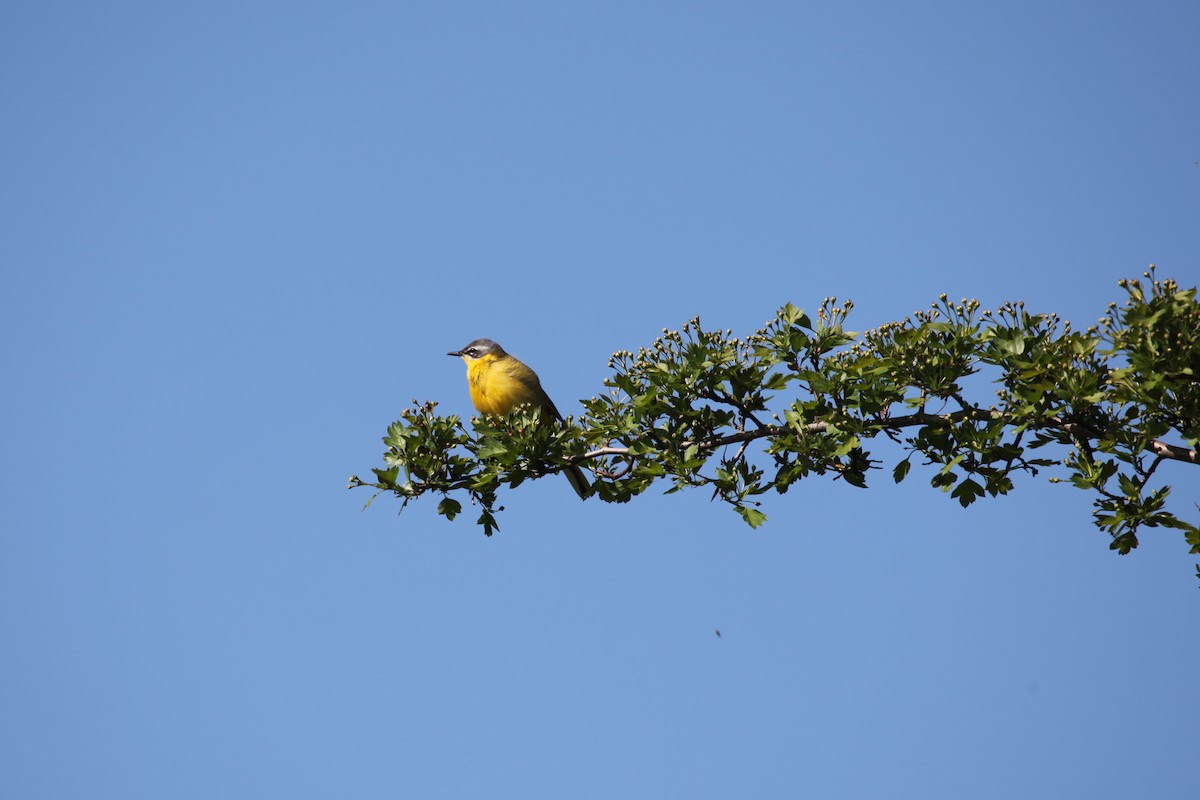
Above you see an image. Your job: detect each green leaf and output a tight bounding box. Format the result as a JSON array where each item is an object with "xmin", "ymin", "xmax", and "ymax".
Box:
[
  {"xmin": 939, "ymin": 454, "xmax": 965, "ymax": 475},
  {"xmin": 372, "ymin": 466, "xmax": 400, "ymax": 488},
  {"xmin": 478, "ymin": 508, "xmax": 500, "ymax": 537},
  {"xmin": 736, "ymin": 505, "xmax": 768, "ymax": 528},
  {"xmin": 893, "ymin": 459, "xmax": 911, "ymax": 483},
  {"xmin": 832, "ymin": 435, "xmax": 861, "ymax": 457},
  {"xmin": 1116, "ymin": 472, "xmax": 1141, "ymax": 499},
  {"xmin": 951, "ymin": 478, "xmax": 985, "ymax": 508},
  {"xmin": 476, "ymin": 439, "xmax": 510, "ymax": 460},
  {"xmin": 841, "ymin": 471, "xmax": 869, "ymax": 489},
  {"xmin": 438, "ymin": 497, "xmax": 462, "ymax": 521},
  {"xmin": 779, "ymin": 302, "xmax": 810, "ymax": 328},
  {"xmin": 931, "ymin": 471, "xmax": 957, "ymax": 490},
  {"xmin": 992, "ymin": 329, "xmax": 1026, "ymax": 356},
  {"xmin": 1109, "ymin": 531, "xmax": 1139, "ymax": 554},
  {"xmin": 764, "ymin": 372, "xmax": 791, "ymax": 391},
  {"xmin": 626, "ymin": 438, "xmax": 660, "ymax": 457}
]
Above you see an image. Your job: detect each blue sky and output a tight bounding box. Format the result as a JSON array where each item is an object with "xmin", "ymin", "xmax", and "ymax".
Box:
[{"xmin": 3, "ymin": 2, "xmax": 1198, "ymax": 797}]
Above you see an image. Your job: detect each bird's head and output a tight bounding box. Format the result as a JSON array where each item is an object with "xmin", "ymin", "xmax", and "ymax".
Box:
[{"xmin": 447, "ymin": 338, "xmax": 507, "ymax": 363}]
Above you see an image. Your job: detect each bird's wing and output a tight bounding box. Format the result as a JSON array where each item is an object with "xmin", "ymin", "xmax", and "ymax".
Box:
[{"xmin": 506, "ymin": 362, "xmax": 563, "ymax": 421}]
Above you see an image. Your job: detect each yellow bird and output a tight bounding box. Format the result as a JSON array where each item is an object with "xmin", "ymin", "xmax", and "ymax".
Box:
[{"xmin": 448, "ymin": 338, "xmax": 590, "ymax": 499}]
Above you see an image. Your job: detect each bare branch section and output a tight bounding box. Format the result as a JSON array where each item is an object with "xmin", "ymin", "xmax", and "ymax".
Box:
[
  {"xmin": 1149, "ymin": 440, "xmax": 1199, "ymax": 465},
  {"xmin": 355, "ymin": 270, "xmax": 1199, "ymax": 574}
]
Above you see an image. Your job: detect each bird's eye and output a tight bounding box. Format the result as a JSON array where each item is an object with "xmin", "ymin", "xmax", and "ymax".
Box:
[{"xmin": 467, "ymin": 348, "xmax": 478, "ymax": 357}]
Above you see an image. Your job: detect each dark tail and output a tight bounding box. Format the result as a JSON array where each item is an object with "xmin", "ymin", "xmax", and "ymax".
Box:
[{"xmin": 563, "ymin": 463, "xmax": 590, "ymax": 499}]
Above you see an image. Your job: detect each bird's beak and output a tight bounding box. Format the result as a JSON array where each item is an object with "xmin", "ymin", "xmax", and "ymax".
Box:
[{"xmin": 447, "ymin": 350, "xmax": 462, "ymax": 357}]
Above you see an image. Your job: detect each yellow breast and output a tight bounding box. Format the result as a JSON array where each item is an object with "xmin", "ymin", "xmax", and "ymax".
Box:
[{"xmin": 466, "ymin": 354, "xmax": 548, "ymax": 417}]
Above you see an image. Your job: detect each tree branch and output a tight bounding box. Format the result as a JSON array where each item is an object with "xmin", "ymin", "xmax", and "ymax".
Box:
[
  {"xmin": 1149, "ymin": 439, "xmax": 1199, "ymax": 465},
  {"xmin": 580, "ymin": 408, "xmax": 1199, "ymax": 465}
]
